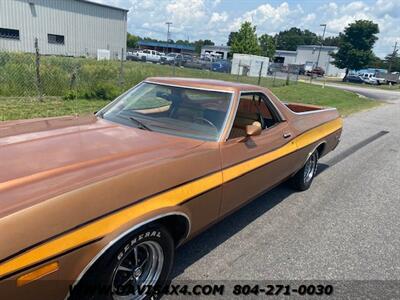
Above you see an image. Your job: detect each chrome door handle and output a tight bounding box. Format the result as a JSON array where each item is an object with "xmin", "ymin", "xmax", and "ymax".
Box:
[{"xmin": 283, "ymin": 132, "xmax": 292, "ymax": 138}]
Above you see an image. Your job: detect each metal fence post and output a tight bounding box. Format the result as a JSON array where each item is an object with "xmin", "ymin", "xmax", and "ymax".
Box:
[
  {"xmin": 34, "ymin": 38, "xmax": 43, "ymax": 101},
  {"xmin": 119, "ymin": 47, "xmax": 124, "ymax": 87},
  {"xmin": 257, "ymin": 61, "xmax": 264, "ymax": 86},
  {"xmin": 273, "ymin": 71, "xmax": 276, "ymax": 87},
  {"xmin": 236, "ymin": 60, "xmax": 241, "ymax": 81}
]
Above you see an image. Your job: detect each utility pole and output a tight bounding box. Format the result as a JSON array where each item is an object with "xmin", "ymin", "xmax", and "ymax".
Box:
[
  {"xmin": 311, "ymin": 24, "xmax": 326, "ymax": 83},
  {"xmin": 165, "ymin": 22, "xmax": 172, "ymax": 54},
  {"xmin": 388, "ymin": 41, "xmax": 398, "ymax": 73},
  {"xmin": 316, "ymin": 24, "xmax": 327, "ymax": 68},
  {"xmin": 166, "ymin": 22, "xmax": 172, "ymax": 42}
]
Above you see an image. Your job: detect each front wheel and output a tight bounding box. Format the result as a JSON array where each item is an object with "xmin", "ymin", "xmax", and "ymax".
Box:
[
  {"xmin": 70, "ymin": 226, "xmax": 174, "ymax": 300},
  {"xmin": 290, "ymin": 150, "xmax": 318, "ymax": 191}
]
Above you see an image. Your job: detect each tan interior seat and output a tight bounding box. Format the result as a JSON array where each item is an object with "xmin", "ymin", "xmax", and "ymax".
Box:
[{"xmin": 229, "ymin": 111, "xmax": 261, "ymax": 139}]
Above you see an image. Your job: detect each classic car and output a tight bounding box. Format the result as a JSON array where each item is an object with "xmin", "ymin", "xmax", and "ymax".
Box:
[{"xmin": 0, "ymin": 78, "xmax": 342, "ymax": 299}]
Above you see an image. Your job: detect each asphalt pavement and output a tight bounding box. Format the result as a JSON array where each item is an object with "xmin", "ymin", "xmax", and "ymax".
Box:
[
  {"xmin": 172, "ymin": 87, "xmax": 400, "ymax": 286},
  {"xmin": 310, "ymin": 81, "xmax": 400, "ymax": 101}
]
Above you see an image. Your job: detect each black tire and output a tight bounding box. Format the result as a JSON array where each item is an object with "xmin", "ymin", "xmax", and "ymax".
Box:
[
  {"xmin": 290, "ymin": 150, "xmax": 319, "ymax": 191},
  {"xmin": 70, "ymin": 225, "xmax": 174, "ymax": 300}
]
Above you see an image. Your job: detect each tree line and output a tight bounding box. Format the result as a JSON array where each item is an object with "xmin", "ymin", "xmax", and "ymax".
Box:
[
  {"xmin": 127, "ymin": 20, "xmax": 399, "ymax": 76},
  {"xmin": 127, "ymin": 33, "xmax": 214, "ymax": 54}
]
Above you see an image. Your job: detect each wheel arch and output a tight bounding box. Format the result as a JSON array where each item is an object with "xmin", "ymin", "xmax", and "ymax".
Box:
[
  {"xmin": 299, "ymin": 140, "xmax": 327, "ymax": 170},
  {"xmin": 67, "ymin": 211, "xmax": 190, "ymax": 298},
  {"xmin": 316, "ymin": 141, "xmax": 326, "ymax": 158}
]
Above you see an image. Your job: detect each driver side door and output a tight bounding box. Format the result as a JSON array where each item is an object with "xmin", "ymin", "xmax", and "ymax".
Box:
[{"xmin": 219, "ymin": 92, "xmax": 302, "ymax": 216}]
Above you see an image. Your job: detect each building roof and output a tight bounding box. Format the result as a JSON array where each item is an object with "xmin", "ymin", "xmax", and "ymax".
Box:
[
  {"xmin": 275, "ymin": 50, "xmax": 297, "ymax": 56},
  {"xmin": 297, "ymin": 45, "xmax": 338, "ymax": 51},
  {"xmin": 78, "ymin": 0, "xmax": 129, "ymax": 12},
  {"xmin": 137, "ymin": 40, "xmax": 195, "ymax": 51},
  {"xmin": 202, "ymin": 45, "xmax": 231, "ymax": 51}
]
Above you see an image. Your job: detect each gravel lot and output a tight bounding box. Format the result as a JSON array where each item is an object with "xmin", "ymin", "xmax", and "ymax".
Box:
[{"xmin": 172, "ymin": 87, "xmax": 400, "ymax": 287}]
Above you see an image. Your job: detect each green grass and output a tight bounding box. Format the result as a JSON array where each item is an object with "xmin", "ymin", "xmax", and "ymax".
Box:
[
  {"xmin": 270, "ymin": 82, "xmax": 381, "ymax": 116},
  {"xmin": 0, "ymin": 97, "xmax": 108, "ymax": 121},
  {"xmin": 0, "ymin": 56, "xmax": 381, "ymax": 121},
  {"xmin": 0, "ymin": 82, "xmax": 380, "ymax": 121}
]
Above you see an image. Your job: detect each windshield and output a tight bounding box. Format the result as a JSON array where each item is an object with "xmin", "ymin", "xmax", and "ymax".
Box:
[
  {"xmin": 167, "ymin": 53, "xmax": 176, "ymax": 57},
  {"xmin": 101, "ymin": 83, "xmax": 233, "ymax": 141}
]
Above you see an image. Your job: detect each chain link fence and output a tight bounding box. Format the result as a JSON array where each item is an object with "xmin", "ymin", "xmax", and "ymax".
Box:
[{"xmin": 0, "ymin": 45, "xmax": 298, "ymax": 121}]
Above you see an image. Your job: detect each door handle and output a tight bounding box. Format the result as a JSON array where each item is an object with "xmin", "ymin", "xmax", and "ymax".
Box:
[{"xmin": 283, "ymin": 132, "xmax": 292, "ymax": 139}]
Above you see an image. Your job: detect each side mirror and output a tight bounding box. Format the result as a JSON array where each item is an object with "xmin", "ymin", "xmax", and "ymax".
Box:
[{"xmin": 246, "ymin": 124, "xmax": 262, "ymax": 137}]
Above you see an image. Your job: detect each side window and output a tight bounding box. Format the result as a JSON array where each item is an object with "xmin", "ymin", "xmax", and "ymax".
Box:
[{"xmin": 229, "ymin": 92, "xmax": 280, "ymax": 139}]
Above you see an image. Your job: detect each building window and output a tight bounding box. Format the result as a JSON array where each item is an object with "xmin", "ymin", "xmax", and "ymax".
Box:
[
  {"xmin": 0, "ymin": 28, "xmax": 20, "ymax": 40},
  {"xmin": 48, "ymin": 34, "xmax": 64, "ymax": 45}
]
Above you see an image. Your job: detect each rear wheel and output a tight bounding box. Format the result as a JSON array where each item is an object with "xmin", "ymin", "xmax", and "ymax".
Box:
[
  {"xmin": 70, "ymin": 226, "xmax": 174, "ymax": 300},
  {"xmin": 290, "ymin": 150, "xmax": 318, "ymax": 191}
]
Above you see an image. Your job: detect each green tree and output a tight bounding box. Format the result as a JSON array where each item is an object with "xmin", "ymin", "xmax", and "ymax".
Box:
[
  {"xmin": 227, "ymin": 32, "xmax": 238, "ymax": 46},
  {"xmin": 230, "ymin": 22, "xmax": 261, "ymax": 55},
  {"xmin": 330, "ymin": 20, "xmax": 379, "ymax": 78},
  {"xmin": 193, "ymin": 39, "xmax": 215, "ymax": 54},
  {"xmin": 127, "ymin": 33, "xmax": 140, "ymax": 49},
  {"xmin": 275, "ymin": 27, "xmax": 319, "ymax": 51},
  {"xmin": 259, "ymin": 34, "xmax": 276, "ymax": 58},
  {"xmin": 175, "ymin": 39, "xmax": 191, "ymax": 45},
  {"xmin": 385, "ymin": 51, "xmax": 400, "ymax": 72},
  {"xmin": 323, "ymin": 36, "xmax": 341, "ymax": 47}
]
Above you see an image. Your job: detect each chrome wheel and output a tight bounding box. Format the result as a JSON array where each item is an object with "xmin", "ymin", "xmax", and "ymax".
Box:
[
  {"xmin": 304, "ymin": 153, "xmax": 317, "ymax": 183},
  {"xmin": 111, "ymin": 241, "xmax": 164, "ymax": 300}
]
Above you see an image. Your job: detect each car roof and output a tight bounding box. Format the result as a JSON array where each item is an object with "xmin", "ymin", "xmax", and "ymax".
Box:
[{"xmin": 144, "ymin": 77, "xmax": 262, "ymax": 92}]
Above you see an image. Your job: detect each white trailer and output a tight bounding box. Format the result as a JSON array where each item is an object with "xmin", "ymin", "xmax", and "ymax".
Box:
[{"xmin": 231, "ymin": 54, "xmax": 270, "ymax": 77}]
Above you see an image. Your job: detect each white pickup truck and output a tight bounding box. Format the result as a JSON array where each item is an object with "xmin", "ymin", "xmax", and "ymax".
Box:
[
  {"xmin": 360, "ymin": 72, "xmax": 386, "ymax": 85},
  {"xmin": 130, "ymin": 49, "xmax": 164, "ymax": 63}
]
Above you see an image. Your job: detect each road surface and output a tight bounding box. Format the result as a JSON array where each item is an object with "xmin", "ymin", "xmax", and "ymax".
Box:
[
  {"xmin": 311, "ymin": 81, "xmax": 400, "ymax": 102},
  {"xmin": 172, "ymin": 87, "xmax": 400, "ymax": 295}
]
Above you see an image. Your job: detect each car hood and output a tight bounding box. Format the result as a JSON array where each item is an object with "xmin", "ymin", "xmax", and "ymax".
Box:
[{"xmin": 0, "ymin": 115, "xmax": 204, "ymax": 216}]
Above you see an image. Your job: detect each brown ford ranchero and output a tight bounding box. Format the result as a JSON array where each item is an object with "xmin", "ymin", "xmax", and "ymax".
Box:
[{"xmin": 0, "ymin": 77, "xmax": 342, "ymax": 299}]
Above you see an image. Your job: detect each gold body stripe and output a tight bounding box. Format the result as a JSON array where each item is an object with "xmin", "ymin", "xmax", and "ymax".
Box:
[{"xmin": 0, "ymin": 118, "xmax": 342, "ymax": 278}]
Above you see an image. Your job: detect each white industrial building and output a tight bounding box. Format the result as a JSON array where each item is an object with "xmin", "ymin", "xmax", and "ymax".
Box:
[
  {"xmin": 274, "ymin": 45, "xmax": 345, "ymax": 77},
  {"xmin": 231, "ymin": 53, "xmax": 269, "ymax": 77},
  {"xmin": 0, "ymin": 0, "xmax": 128, "ymax": 59},
  {"xmin": 274, "ymin": 50, "xmax": 297, "ymax": 65}
]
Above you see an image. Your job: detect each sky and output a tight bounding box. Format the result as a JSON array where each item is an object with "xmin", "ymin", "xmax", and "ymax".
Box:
[{"xmin": 93, "ymin": 0, "xmax": 400, "ymax": 58}]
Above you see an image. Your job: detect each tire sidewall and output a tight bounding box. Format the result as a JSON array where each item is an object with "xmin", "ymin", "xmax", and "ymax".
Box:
[
  {"xmin": 290, "ymin": 150, "xmax": 319, "ymax": 191},
  {"xmin": 71, "ymin": 226, "xmax": 174, "ymax": 300},
  {"xmin": 302, "ymin": 151, "xmax": 318, "ymax": 189}
]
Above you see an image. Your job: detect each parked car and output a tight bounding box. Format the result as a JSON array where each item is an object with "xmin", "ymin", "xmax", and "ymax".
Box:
[
  {"xmin": 267, "ymin": 62, "xmax": 284, "ymax": 75},
  {"xmin": 0, "ymin": 78, "xmax": 342, "ymax": 299},
  {"xmin": 160, "ymin": 53, "xmax": 184, "ymax": 66},
  {"xmin": 211, "ymin": 60, "xmax": 231, "ymax": 73},
  {"xmin": 184, "ymin": 57, "xmax": 213, "ymax": 70},
  {"xmin": 306, "ymin": 66, "xmax": 325, "ymax": 77},
  {"xmin": 344, "ymin": 74, "xmax": 364, "ymax": 83}
]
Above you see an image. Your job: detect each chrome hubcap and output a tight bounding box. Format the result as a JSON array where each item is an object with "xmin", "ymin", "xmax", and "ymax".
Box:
[
  {"xmin": 304, "ymin": 153, "xmax": 317, "ymax": 183},
  {"xmin": 111, "ymin": 241, "xmax": 164, "ymax": 300}
]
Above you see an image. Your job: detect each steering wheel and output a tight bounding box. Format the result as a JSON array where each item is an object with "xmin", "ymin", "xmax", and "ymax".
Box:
[{"xmin": 193, "ymin": 117, "xmax": 218, "ymax": 131}]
